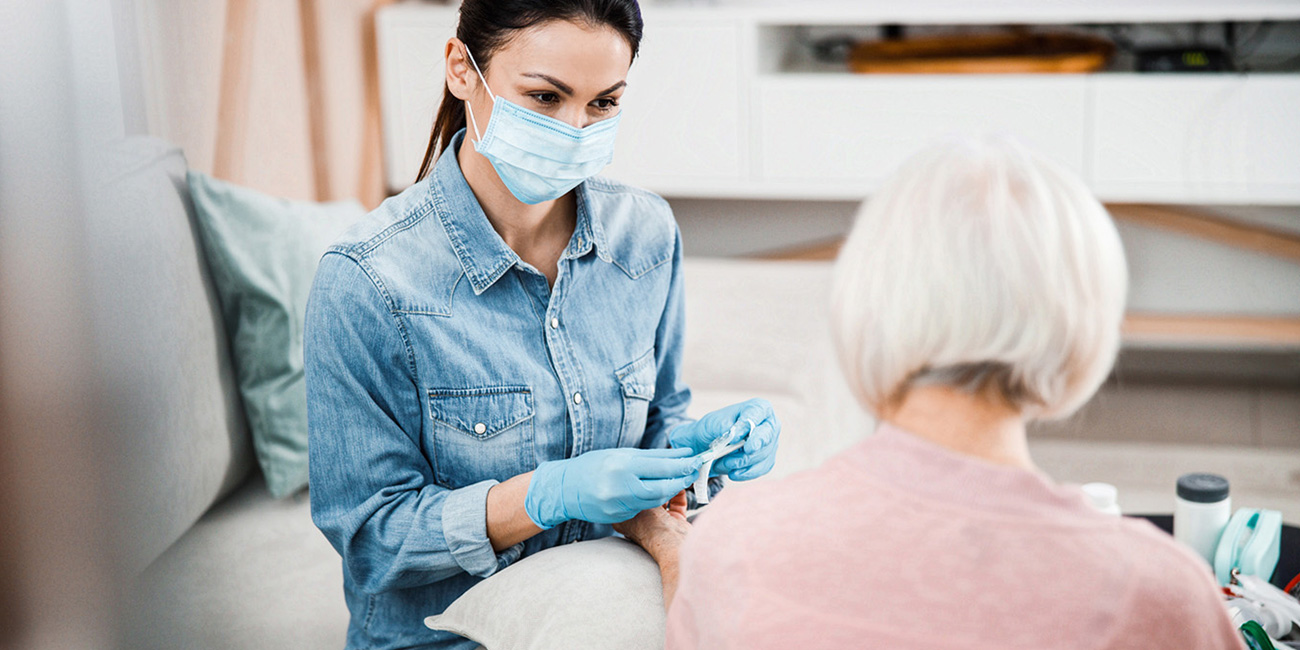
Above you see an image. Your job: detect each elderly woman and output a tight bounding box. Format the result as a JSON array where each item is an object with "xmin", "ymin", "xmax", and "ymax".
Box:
[{"xmin": 614, "ymin": 136, "xmax": 1244, "ymax": 649}]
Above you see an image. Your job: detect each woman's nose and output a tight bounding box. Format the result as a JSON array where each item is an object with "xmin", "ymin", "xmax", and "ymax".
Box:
[{"xmin": 559, "ymin": 105, "xmax": 589, "ymax": 130}]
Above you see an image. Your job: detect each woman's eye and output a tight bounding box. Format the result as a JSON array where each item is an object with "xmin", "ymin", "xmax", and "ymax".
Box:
[
  {"xmin": 531, "ymin": 93, "xmax": 559, "ymax": 106},
  {"xmin": 592, "ymin": 98, "xmax": 619, "ymax": 111}
]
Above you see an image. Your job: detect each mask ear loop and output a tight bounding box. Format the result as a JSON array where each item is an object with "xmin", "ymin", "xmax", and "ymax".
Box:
[{"xmin": 462, "ymin": 46, "xmax": 495, "ymax": 143}]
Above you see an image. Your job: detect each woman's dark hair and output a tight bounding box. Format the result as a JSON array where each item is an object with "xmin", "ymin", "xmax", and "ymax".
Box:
[{"xmin": 414, "ymin": 0, "xmax": 644, "ymax": 183}]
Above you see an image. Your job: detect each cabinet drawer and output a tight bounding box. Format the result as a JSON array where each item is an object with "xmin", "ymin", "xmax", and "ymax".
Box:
[
  {"xmin": 1090, "ymin": 75, "xmax": 1300, "ymax": 204},
  {"xmin": 757, "ymin": 76, "xmax": 1088, "ymax": 191},
  {"xmin": 604, "ymin": 14, "xmax": 746, "ymax": 187}
]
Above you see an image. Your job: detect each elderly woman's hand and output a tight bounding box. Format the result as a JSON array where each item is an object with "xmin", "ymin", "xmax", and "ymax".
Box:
[
  {"xmin": 614, "ymin": 490, "xmax": 689, "ymax": 545},
  {"xmin": 615, "ymin": 491, "xmax": 691, "ymax": 608}
]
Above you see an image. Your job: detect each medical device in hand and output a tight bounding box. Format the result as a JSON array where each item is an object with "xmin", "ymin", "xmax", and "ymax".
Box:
[{"xmin": 692, "ymin": 419, "xmax": 753, "ymax": 505}]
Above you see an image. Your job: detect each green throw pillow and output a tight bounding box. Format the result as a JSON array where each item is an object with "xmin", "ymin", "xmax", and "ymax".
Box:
[{"xmin": 188, "ymin": 172, "xmax": 363, "ymax": 497}]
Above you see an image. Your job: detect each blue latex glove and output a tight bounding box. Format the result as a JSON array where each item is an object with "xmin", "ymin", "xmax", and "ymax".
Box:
[
  {"xmin": 670, "ymin": 398, "xmax": 780, "ymax": 481},
  {"xmin": 524, "ymin": 447, "xmax": 702, "ymax": 529}
]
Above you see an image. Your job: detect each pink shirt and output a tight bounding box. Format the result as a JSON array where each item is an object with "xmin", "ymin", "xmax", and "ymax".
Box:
[{"xmin": 667, "ymin": 423, "xmax": 1243, "ymax": 650}]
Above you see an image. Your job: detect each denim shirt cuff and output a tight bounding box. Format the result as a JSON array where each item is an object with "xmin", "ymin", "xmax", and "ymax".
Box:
[{"xmin": 442, "ymin": 480, "xmax": 523, "ymax": 578}]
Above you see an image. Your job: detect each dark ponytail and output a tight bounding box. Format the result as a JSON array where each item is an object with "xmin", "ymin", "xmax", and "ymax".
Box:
[{"xmin": 414, "ymin": 0, "xmax": 644, "ymax": 183}]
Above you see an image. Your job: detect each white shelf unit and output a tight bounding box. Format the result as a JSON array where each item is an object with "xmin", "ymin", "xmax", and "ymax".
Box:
[
  {"xmin": 699, "ymin": 0, "xmax": 1300, "ymax": 26},
  {"xmin": 377, "ymin": 2, "xmax": 1300, "ymax": 204}
]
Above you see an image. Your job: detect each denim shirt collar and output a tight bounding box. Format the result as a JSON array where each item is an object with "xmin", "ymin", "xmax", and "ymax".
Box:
[{"xmin": 432, "ymin": 129, "xmax": 608, "ymax": 295}]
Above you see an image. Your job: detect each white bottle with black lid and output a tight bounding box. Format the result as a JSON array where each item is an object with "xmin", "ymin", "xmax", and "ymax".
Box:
[{"xmin": 1173, "ymin": 473, "xmax": 1231, "ymax": 564}]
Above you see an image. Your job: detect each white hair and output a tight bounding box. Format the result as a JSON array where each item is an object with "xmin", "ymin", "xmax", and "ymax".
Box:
[{"xmin": 830, "ymin": 135, "xmax": 1128, "ymax": 420}]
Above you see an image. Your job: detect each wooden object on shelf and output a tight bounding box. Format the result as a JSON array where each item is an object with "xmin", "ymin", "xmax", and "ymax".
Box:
[
  {"xmin": 848, "ymin": 32, "xmax": 1115, "ymax": 74},
  {"xmin": 1109, "ymin": 204, "xmax": 1300, "ymax": 266}
]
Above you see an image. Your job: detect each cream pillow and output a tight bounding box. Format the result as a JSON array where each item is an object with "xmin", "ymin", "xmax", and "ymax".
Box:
[{"xmin": 425, "ymin": 537, "xmax": 665, "ymax": 650}]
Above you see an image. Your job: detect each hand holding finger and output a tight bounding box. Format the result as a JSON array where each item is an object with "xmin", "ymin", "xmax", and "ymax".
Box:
[
  {"xmin": 628, "ymin": 473, "xmax": 697, "ymax": 505},
  {"xmin": 667, "ymin": 490, "xmax": 689, "ymax": 519}
]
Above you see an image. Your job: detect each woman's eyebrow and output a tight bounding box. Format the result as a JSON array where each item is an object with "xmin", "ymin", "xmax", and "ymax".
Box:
[
  {"xmin": 522, "ymin": 73, "xmax": 574, "ymax": 96},
  {"xmin": 521, "ymin": 73, "xmax": 627, "ymax": 97},
  {"xmin": 597, "ymin": 80, "xmax": 627, "ymax": 96}
]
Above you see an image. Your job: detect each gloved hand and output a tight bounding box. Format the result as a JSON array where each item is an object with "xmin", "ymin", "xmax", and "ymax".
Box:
[
  {"xmin": 669, "ymin": 398, "xmax": 780, "ymax": 481},
  {"xmin": 524, "ymin": 447, "xmax": 702, "ymax": 529}
]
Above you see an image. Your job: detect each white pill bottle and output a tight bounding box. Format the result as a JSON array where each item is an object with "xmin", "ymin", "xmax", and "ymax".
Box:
[
  {"xmin": 1173, "ymin": 473, "xmax": 1231, "ymax": 564},
  {"xmin": 1081, "ymin": 482, "xmax": 1122, "ymax": 516}
]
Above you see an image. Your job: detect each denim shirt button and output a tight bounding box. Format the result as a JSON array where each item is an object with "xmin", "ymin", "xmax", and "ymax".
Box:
[
  {"xmin": 550, "ymin": 317, "xmax": 559, "ymax": 330},
  {"xmin": 573, "ymin": 392, "xmax": 583, "ymax": 405},
  {"xmin": 473, "ymin": 422, "xmax": 487, "ymax": 435}
]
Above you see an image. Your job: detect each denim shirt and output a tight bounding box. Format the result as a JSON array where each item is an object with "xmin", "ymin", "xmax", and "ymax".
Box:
[{"xmin": 304, "ymin": 130, "xmax": 693, "ymax": 650}]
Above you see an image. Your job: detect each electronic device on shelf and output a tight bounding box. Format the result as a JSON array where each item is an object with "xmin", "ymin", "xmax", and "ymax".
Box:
[{"xmin": 1136, "ymin": 47, "xmax": 1233, "ymax": 72}]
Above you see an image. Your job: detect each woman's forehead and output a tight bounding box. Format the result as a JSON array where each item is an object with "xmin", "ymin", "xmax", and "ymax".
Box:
[{"xmin": 493, "ymin": 20, "xmax": 632, "ymax": 89}]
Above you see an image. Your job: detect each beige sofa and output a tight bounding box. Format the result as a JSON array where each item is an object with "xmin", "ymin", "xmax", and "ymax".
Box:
[{"xmin": 119, "ymin": 137, "xmax": 872, "ymax": 649}]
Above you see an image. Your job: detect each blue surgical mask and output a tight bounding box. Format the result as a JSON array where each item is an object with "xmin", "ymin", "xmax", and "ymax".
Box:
[{"xmin": 463, "ymin": 48, "xmax": 622, "ymax": 205}]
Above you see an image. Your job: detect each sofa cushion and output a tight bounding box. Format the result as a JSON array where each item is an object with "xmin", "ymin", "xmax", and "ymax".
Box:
[
  {"xmin": 681, "ymin": 259, "xmax": 873, "ymax": 480},
  {"xmin": 92, "ymin": 137, "xmax": 253, "ymax": 574},
  {"xmin": 187, "ymin": 172, "xmax": 364, "ymax": 497},
  {"xmin": 127, "ymin": 476, "xmax": 349, "ymax": 650},
  {"xmin": 681, "ymin": 259, "xmax": 833, "ymax": 395}
]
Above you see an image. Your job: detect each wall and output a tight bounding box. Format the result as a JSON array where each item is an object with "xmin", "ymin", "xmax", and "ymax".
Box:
[{"xmin": 671, "ymin": 198, "xmax": 858, "ymax": 257}]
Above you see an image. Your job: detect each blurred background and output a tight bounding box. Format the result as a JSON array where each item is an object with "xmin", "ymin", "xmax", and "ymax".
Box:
[{"xmin": 2, "ymin": 1, "xmax": 1298, "ymax": 648}]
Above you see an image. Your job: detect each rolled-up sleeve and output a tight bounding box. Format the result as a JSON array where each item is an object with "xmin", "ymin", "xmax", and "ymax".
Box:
[
  {"xmin": 305, "ymin": 251, "xmax": 521, "ymax": 595},
  {"xmin": 642, "ymin": 225, "xmax": 694, "ymax": 450},
  {"xmin": 441, "ymin": 480, "xmax": 523, "ymax": 576}
]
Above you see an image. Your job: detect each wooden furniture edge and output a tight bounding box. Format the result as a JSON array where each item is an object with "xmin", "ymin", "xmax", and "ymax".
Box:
[
  {"xmin": 1109, "ymin": 203, "xmax": 1300, "ymax": 266},
  {"xmin": 213, "ymin": 0, "xmax": 253, "ymax": 183}
]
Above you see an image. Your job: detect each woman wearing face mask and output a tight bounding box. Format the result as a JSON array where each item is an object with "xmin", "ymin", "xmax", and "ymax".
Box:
[{"xmin": 303, "ymin": 2, "xmax": 781, "ymax": 649}]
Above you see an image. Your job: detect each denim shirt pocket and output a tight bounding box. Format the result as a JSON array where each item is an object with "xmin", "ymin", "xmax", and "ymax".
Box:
[
  {"xmin": 427, "ymin": 386, "xmax": 535, "ymax": 489},
  {"xmin": 615, "ymin": 350, "xmax": 657, "ymax": 448}
]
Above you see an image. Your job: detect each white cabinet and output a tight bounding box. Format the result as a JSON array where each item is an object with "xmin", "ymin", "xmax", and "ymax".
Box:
[
  {"xmin": 378, "ymin": 4, "xmax": 1300, "ymax": 204},
  {"xmin": 1090, "ymin": 75, "xmax": 1300, "ymax": 204},
  {"xmin": 377, "ymin": 8, "xmax": 457, "ymax": 189},
  {"xmin": 604, "ymin": 13, "xmax": 747, "ymax": 188},
  {"xmin": 757, "ymin": 75, "xmax": 1088, "ymax": 198}
]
